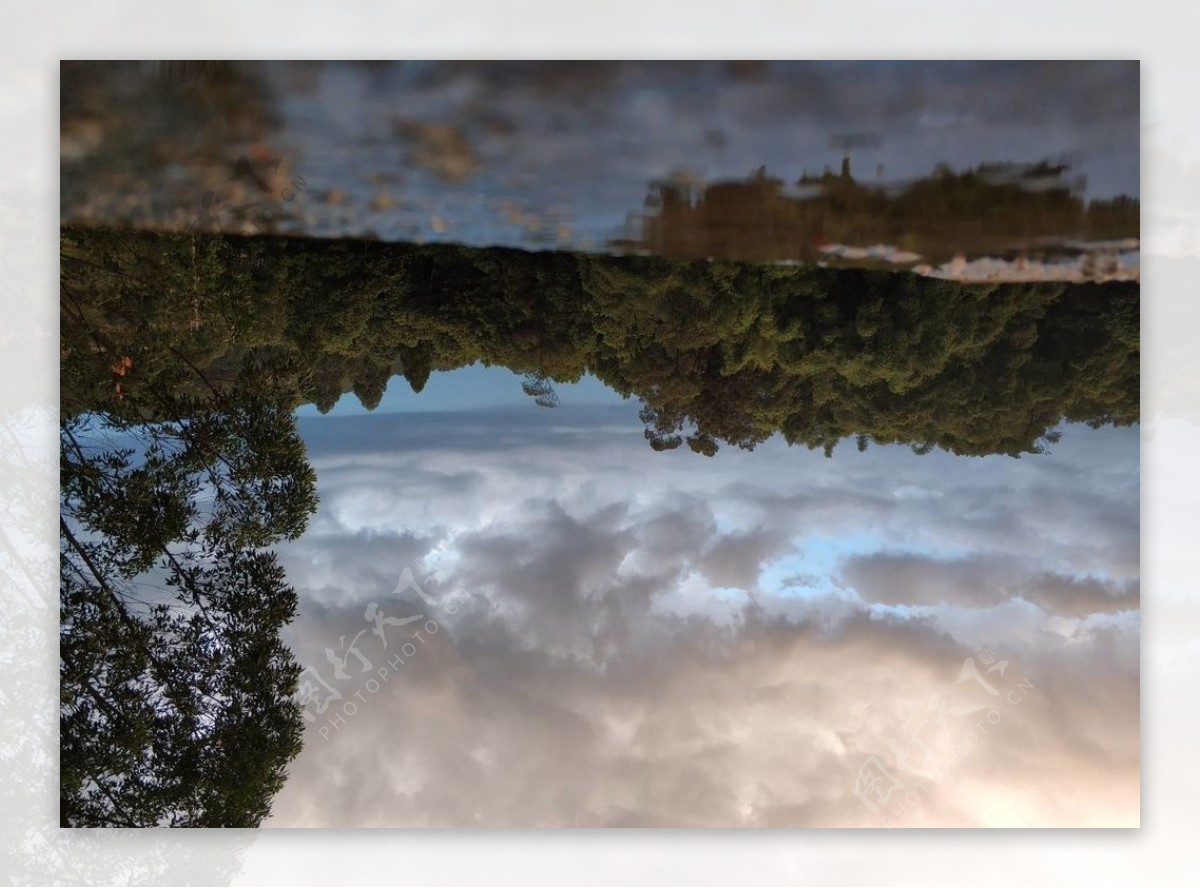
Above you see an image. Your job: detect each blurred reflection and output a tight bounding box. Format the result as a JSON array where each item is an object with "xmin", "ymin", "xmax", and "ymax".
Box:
[
  {"xmin": 60, "ymin": 61, "xmax": 1139, "ymax": 259},
  {"xmin": 622, "ymin": 161, "xmax": 1138, "ymax": 279},
  {"xmin": 61, "ymin": 61, "xmax": 286, "ymax": 232}
]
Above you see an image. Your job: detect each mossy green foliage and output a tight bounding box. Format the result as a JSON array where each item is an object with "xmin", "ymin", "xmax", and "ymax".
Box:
[{"xmin": 62, "ymin": 226, "xmax": 1138, "ymax": 459}]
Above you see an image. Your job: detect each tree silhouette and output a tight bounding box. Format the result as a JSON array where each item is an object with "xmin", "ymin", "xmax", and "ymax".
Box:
[
  {"xmin": 522, "ymin": 372, "xmax": 560, "ymax": 408},
  {"xmin": 59, "ymin": 343, "xmax": 317, "ymax": 827}
]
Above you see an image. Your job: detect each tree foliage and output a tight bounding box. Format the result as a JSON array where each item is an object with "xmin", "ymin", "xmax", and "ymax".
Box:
[
  {"xmin": 60, "ymin": 298, "xmax": 317, "ymax": 826},
  {"xmin": 61, "ymin": 227, "xmax": 1138, "ymax": 460}
]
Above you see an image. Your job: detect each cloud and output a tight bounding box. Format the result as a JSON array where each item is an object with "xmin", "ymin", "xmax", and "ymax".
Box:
[
  {"xmin": 267, "ymin": 407, "xmax": 1139, "ymax": 827},
  {"xmin": 843, "ymin": 552, "xmax": 1139, "ymax": 616}
]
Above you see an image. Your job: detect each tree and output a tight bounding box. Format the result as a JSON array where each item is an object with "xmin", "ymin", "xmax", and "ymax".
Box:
[
  {"xmin": 521, "ymin": 372, "xmax": 560, "ymax": 408},
  {"xmin": 61, "ymin": 225, "xmax": 1138, "ymax": 463},
  {"xmin": 59, "ymin": 353, "xmax": 317, "ymax": 827},
  {"xmin": 351, "ymin": 361, "xmax": 391, "ymax": 411}
]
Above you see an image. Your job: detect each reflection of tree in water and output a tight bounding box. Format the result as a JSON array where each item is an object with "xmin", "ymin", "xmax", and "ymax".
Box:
[
  {"xmin": 61, "ymin": 61, "xmax": 281, "ymax": 154},
  {"xmin": 61, "ymin": 61, "xmax": 284, "ymax": 231},
  {"xmin": 625, "ymin": 160, "xmax": 1139, "ymax": 266}
]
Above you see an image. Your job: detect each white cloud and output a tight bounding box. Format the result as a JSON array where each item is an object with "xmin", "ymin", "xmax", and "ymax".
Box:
[{"xmin": 268, "ymin": 407, "xmax": 1139, "ymax": 827}]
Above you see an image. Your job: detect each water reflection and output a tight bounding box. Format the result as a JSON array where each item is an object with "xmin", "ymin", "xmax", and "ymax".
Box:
[
  {"xmin": 60, "ymin": 61, "xmax": 1140, "ymax": 260},
  {"xmin": 624, "ymin": 161, "xmax": 1138, "ymax": 278},
  {"xmin": 57, "ymin": 59, "xmax": 1140, "ymax": 830}
]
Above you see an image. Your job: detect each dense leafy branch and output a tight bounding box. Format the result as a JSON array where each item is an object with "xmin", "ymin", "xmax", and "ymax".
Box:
[{"xmin": 60, "ymin": 324, "xmax": 316, "ymax": 827}]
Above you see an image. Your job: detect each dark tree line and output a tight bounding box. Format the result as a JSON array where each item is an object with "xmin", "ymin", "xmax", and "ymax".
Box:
[{"xmin": 63, "ymin": 227, "xmax": 1138, "ymax": 459}]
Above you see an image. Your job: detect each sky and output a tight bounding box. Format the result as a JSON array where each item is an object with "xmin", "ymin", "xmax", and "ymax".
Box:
[{"xmin": 268, "ymin": 368, "xmax": 1140, "ymax": 828}]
